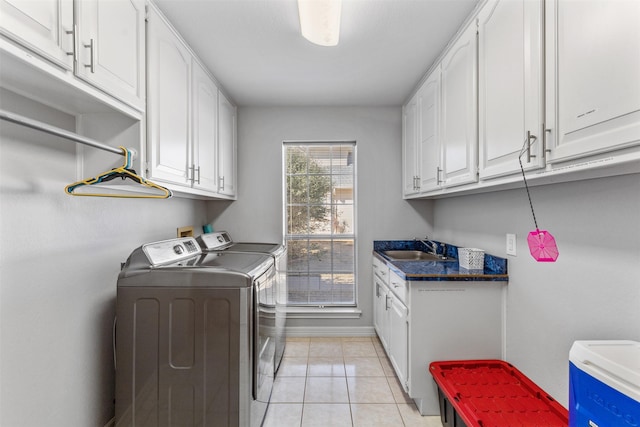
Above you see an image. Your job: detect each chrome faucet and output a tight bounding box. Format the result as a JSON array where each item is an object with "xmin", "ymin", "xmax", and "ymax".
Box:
[{"xmin": 416, "ymin": 237, "xmax": 446, "ymax": 257}]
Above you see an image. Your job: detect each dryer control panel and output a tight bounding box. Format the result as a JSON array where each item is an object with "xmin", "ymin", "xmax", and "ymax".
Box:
[
  {"xmin": 142, "ymin": 237, "xmax": 202, "ymax": 266},
  {"xmin": 197, "ymin": 231, "xmax": 233, "ymax": 251}
]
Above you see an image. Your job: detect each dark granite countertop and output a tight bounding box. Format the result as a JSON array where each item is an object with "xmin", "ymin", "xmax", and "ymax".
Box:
[{"xmin": 373, "ymin": 240, "xmax": 508, "ymax": 282}]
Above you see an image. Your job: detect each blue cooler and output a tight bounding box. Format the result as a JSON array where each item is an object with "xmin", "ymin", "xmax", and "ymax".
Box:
[{"xmin": 569, "ymin": 340, "xmax": 640, "ymax": 427}]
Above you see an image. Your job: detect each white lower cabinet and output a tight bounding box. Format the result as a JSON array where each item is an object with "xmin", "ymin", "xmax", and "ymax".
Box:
[
  {"xmin": 387, "ymin": 291, "xmax": 408, "ymax": 391},
  {"xmin": 373, "ymin": 257, "xmax": 390, "ymax": 349},
  {"xmin": 373, "ymin": 257, "xmax": 504, "ymax": 416},
  {"xmin": 373, "ymin": 275, "xmax": 390, "ymax": 351}
]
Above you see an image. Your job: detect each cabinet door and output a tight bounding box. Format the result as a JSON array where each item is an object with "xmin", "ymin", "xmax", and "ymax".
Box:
[
  {"xmin": 373, "ymin": 276, "xmax": 389, "ymax": 350},
  {"xmin": 418, "ymin": 68, "xmax": 442, "ymax": 193},
  {"xmin": 192, "ymin": 61, "xmax": 218, "ymax": 192},
  {"xmin": 402, "ymin": 96, "xmax": 419, "ymax": 196},
  {"xmin": 388, "ymin": 295, "xmax": 408, "ymax": 392},
  {"xmin": 0, "ymin": 0, "xmax": 73, "ymax": 70},
  {"xmin": 546, "ymin": 0, "xmax": 640, "ymax": 163},
  {"xmin": 478, "ymin": 0, "xmax": 544, "ymax": 179},
  {"xmin": 146, "ymin": 6, "xmax": 191, "ymax": 186},
  {"xmin": 75, "ymin": 0, "xmax": 145, "ymax": 110},
  {"xmin": 217, "ymin": 91, "xmax": 237, "ymax": 197},
  {"xmin": 441, "ymin": 23, "xmax": 478, "ymax": 188}
]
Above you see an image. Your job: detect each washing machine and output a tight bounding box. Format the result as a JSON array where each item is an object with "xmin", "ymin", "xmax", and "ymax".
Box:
[{"xmin": 115, "ymin": 237, "xmax": 275, "ymax": 427}]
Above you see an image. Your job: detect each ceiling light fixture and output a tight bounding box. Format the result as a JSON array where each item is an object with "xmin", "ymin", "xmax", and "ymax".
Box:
[{"xmin": 297, "ymin": 0, "xmax": 342, "ymax": 47}]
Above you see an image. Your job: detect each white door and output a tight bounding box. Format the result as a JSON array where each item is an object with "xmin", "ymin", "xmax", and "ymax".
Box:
[
  {"xmin": 546, "ymin": 0, "xmax": 640, "ymax": 163},
  {"xmin": 441, "ymin": 23, "xmax": 478, "ymax": 188},
  {"xmin": 0, "ymin": 0, "xmax": 74, "ymax": 70},
  {"xmin": 402, "ymin": 96, "xmax": 419, "ymax": 196},
  {"xmin": 75, "ymin": 0, "xmax": 145, "ymax": 110},
  {"xmin": 146, "ymin": 5, "xmax": 191, "ymax": 186},
  {"xmin": 478, "ymin": 0, "xmax": 544, "ymax": 179},
  {"xmin": 192, "ymin": 61, "xmax": 218, "ymax": 192},
  {"xmin": 418, "ymin": 68, "xmax": 442, "ymax": 193},
  {"xmin": 217, "ymin": 90, "xmax": 237, "ymax": 197}
]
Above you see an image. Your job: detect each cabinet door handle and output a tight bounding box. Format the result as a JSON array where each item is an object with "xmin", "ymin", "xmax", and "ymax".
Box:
[
  {"xmin": 195, "ymin": 166, "xmax": 201, "ymax": 184},
  {"xmin": 65, "ymin": 27, "xmax": 75, "ymax": 58},
  {"xmin": 385, "ymin": 295, "xmax": 392, "ymax": 310},
  {"xmin": 526, "ymin": 130, "xmax": 537, "ymax": 163},
  {"xmin": 543, "ymin": 127, "xmax": 552, "ymax": 156},
  {"xmin": 218, "ymin": 176, "xmax": 225, "ymax": 191},
  {"xmin": 436, "ymin": 167, "xmax": 443, "ymax": 185},
  {"xmin": 84, "ymin": 38, "xmax": 95, "ymax": 73},
  {"xmin": 376, "ymin": 283, "xmax": 381, "ymax": 298}
]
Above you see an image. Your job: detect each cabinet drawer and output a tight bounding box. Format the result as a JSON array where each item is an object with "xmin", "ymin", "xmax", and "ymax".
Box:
[
  {"xmin": 388, "ymin": 270, "xmax": 408, "ymax": 304},
  {"xmin": 372, "ymin": 256, "xmax": 389, "ymax": 283}
]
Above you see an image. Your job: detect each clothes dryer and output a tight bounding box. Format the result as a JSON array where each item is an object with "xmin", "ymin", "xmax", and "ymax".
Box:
[{"xmin": 198, "ymin": 231, "xmax": 287, "ymax": 372}]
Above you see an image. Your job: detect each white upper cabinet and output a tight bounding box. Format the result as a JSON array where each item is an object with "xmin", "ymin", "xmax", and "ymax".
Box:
[
  {"xmin": 75, "ymin": 0, "xmax": 145, "ymax": 110},
  {"xmin": 191, "ymin": 61, "xmax": 219, "ymax": 193},
  {"xmin": 146, "ymin": 4, "xmax": 191, "ymax": 186},
  {"xmin": 418, "ymin": 68, "xmax": 442, "ymax": 193},
  {"xmin": 217, "ymin": 90, "xmax": 237, "ymax": 198},
  {"xmin": 545, "ymin": 0, "xmax": 640, "ymax": 164},
  {"xmin": 0, "ymin": 0, "xmax": 74, "ymax": 70},
  {"xmin": 0, "ymin": 0, "xmax": 144, "ymax": 111},
  {"xmin": 478, "ymin": 0, "xmax": 544, "ymax": 180},
  {"xmin": 146, "ymin": 3, "xmax": 236, "ymax": 199},
  {"xmin": 402, "ymin": 94, "xmax": 420, "ymax": 196},
  {"xmin": 403, "ymin": 68, "xmax": 442, "ymax": 198},
  {"xmin": 440, "ymin": 22, "xmax": 478, "ymax": 188}
]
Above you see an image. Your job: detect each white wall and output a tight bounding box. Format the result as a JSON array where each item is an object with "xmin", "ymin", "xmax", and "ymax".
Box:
[
  {"xmin": 432, "ymin": 173, "xmax": 640, "ymax": 406},
  {"xmin": 0, "ymin": 91, "xmax": 207, "ymax": 426},
  {"xmin": 207, "ymin": 106, "xmax": 434, "ymax": 329}
]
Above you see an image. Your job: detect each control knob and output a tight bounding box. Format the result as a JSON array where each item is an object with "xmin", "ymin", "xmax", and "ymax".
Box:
[{"xmin": 173, "ymin": 245, "xmax": 184, "ymax": 255}]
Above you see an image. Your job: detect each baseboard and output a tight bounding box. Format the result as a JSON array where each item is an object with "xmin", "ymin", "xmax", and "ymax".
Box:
[{"xmin": 285, "ymin": 325, "xmax": 376, "ymax": 337}]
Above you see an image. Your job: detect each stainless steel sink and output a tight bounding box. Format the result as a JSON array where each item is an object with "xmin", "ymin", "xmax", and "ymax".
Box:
[{"xmin": 382, "ymin": 250, "xmax": 455, "ymax": 261}]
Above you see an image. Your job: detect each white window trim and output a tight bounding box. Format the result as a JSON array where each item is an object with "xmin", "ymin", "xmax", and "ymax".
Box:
[
  {"xmin": 285, "ymin": 306, "xmax": 362, "ymax": 319},
  {"xmin": 283, "ymin": 141, "xmax": 358, "ymax": 308}
]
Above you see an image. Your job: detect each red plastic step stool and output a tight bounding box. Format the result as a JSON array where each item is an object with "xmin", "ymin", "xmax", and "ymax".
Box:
[{"xmin": 429, "ymin": 360, "xmax": 568, "ymax": 427}]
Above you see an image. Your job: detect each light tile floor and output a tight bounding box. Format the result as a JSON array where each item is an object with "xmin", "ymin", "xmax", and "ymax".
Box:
[{"xmin": 263, "ymin": 337, "xmax": 444, "ymax": 427}]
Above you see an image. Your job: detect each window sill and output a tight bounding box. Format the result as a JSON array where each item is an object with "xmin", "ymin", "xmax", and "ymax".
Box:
[{"xmin": 286, "ymin": 306, "xmax": 362, "ymax": 319}]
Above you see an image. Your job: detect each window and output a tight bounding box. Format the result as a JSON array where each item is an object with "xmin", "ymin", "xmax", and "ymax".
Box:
[{"xmin": 284, "ymin": 142, "xmax": 356, "ymax": 306}]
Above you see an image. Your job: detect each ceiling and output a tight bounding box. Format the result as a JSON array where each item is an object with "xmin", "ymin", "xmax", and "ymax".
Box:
[{"xmin": 152, "ymin": 0, "xmax": 479, "ymax": 107}]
